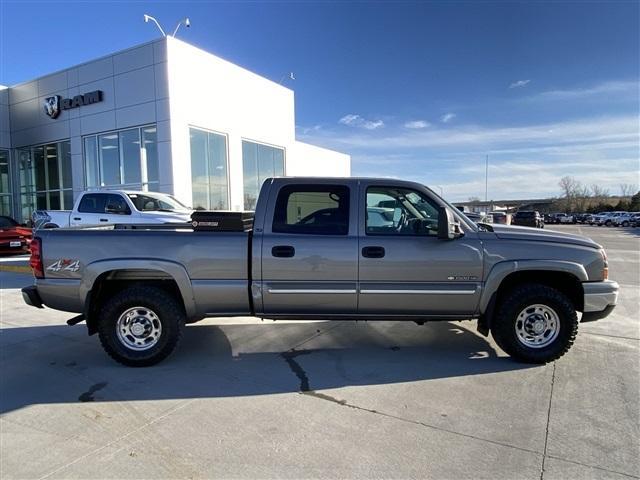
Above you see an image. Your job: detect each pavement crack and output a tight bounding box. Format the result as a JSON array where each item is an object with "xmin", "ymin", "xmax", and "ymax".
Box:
[
  {"xmin": 540, "ymin": 362, "xmax": 556, "ymax": 480},
  {"xmin": 281, "ymin": 349, "xmax": 313, "ymax": 391},
  {"xmin": 78, "ymin": 382, "xmax": 108, "ymax": 402},
  {"xmin": 280, "ymin": 349, "xmax": 545, "ymax": 458}
]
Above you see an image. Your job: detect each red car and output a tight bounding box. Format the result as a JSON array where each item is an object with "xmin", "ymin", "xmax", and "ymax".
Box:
[{"xmin": 0, "ymin": 216, "xmax": 32, "ymax": 255}]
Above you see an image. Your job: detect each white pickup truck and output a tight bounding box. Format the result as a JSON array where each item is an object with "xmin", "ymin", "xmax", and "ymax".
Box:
[{"xmin": 32, "ymin": 190, "xmax": 192, "ymax": 229}]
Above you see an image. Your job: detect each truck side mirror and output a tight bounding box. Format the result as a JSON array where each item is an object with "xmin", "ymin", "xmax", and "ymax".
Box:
[{"xmin": 437, "ymin": 206, "xmax": 462, "ymax": 240}]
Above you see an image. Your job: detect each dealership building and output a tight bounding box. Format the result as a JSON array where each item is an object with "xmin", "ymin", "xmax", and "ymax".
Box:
[{"xmin": 0, "ymin": 37, "xmax": 350, "ymax": 222}]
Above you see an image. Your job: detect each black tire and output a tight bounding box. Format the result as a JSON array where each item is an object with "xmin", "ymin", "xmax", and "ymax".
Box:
[
  {"xmin": 622, "ymin": 221, "xmax": 629, "ymax": 227},
  {"xmin": 491, "ymin": 283, "xmax": 578, "ymax": 364},
  {"xmin": 98, "ymin": 286, "xmax": 184, "ymax": 367}
]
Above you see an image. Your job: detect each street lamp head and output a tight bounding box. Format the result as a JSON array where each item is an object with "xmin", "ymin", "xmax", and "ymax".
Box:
[
  {"xmin": 143, "ymin": 14, "xmax": 151, "ymax": 22},
  {"xmin": 185, "ymin": 18, "xmax": 191, "ymax": 28}
]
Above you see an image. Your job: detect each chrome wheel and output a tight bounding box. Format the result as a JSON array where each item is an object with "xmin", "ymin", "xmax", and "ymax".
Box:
[
  {"xmin": 116, "ymin": 307, "xmax": 162, "ymax": 351},
  {"xmin": 515, "ymin": 304, "xmax": 560, "ymax": 349}
]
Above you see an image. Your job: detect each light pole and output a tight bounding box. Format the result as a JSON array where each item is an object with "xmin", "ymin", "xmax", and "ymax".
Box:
[
  {"xmin": 144, "ymin": 14, "xmax": 191, "ymax": 38},
  {"xmin": 436, "ymin": 185, "xmax": 444, "ymax": 197},
  {"xmin": 485, "ymin": 154, "xmax": 489, "ymax": 202}
]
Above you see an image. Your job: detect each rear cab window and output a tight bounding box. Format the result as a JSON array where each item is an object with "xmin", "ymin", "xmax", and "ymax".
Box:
[{"xmin": 272, "ymin": 185, "xmax": 350, "ymax": 235}]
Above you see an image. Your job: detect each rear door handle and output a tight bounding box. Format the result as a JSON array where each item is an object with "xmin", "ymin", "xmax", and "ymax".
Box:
[
  {"xmin": 362, "ymin": 246, "xmax": 385, "ymax": 258},
  {"xmin": 272, "ymin": 245, "xmax": 295, "ymax": 258},
  {"xmin": 99, "ymin": 218, "xmax": 108, "ymax": 222}
]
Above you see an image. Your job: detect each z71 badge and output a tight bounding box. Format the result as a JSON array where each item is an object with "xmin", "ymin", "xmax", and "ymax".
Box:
[{"xmin": 47, "ymin": 259, "xmax": 81, "ymax": 273}]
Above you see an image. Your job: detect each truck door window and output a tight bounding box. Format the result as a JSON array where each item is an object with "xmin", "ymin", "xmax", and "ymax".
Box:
[
  {"xmin": 366, "ymin": 186, "xmax": 439, "ymax": 236},
  {"xmin": 105, "ymin": 194, "xmax": 131, "ymax": 215},
  {"xmin": 78, "ymin": 194, "xmax": 107, "ymax": 213},
  {"xmin": 272, "ymin": 185, "xmax": 350, "ymax": 235}
]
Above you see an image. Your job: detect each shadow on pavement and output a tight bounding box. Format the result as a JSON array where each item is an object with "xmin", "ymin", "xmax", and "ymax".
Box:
[
  {"xmin": 0, "ymin": 273, "xmax": 33, "ymax": 290},
  {"xmin": 0, "ymin": 320, "xmax": 534, "ymax": 414}
]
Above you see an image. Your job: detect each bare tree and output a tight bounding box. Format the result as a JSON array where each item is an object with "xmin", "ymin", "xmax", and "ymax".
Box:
[
  {"xmin": 558, "ymin": 176, "xmax": 583, "ymax": 212},
  {"xmin": 590, "ymin": 184, "xmax": 610, "ymax": 200},
  {"xmin": 620, "ymin": 183, "xmax": 638, "ymax": 197}
]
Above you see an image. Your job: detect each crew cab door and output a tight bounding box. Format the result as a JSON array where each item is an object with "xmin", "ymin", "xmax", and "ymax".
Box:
[
  {"xmin": 358, "ymin": 183, "xmax": 483, "ymax": 316},
  {"xmin": 70, "ymin": 193, "xmax": 133, "ymax": 227},
  {"xmin": 260, "ymin": 182, "xmax": 358, "ymax": 315}
]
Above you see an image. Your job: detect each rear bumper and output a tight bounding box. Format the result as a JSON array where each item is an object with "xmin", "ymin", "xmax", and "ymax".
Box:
[
  {"xmin": 581, "ymin": 280, "xmax": 619, "ymax": 322},
  {"xmin": 22, "ymin": 285, "xmax": 44, "ymax": 308}
]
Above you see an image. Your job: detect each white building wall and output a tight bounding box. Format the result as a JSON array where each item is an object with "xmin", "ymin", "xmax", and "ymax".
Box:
[
  {"xmin": 288, "ymin": 141, "xmax": 351, "ymax": 177},
  {"xmin": 166, "ymin": 37, "xmax": 296, "ymax": 210}
]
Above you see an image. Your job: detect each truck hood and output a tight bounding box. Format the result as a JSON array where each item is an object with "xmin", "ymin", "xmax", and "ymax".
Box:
[{"xmin": 489, "ymin": 224, "xmax": 601, "ymax": 249}]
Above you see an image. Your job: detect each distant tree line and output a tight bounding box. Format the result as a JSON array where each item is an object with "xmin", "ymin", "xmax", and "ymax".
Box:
[{"xmin": 554, "ymin": 176, "xmax": 639, "ymax": 213}]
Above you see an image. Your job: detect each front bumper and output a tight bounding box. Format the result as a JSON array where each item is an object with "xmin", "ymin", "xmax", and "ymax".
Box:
[{"xmin": 581, "ymin": 280, "xmax": 619, "ymax": 322}]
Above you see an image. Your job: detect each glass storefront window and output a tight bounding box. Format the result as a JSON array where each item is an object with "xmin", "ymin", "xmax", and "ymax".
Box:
[
  {"xmin": 17, "ymin": 141, "xmax": 72, "ymax": 221},
  {"xmin": 0, "ymin": 150, "xmax": 11, "ymax": 217},
  {"xmin": 85, "ymin": 125, "xmax": 157, "ymax": 191},
  {"xmin": 242, "ymin": 140, "xmax": 285, "ymax": 210},
  {"xmin": 189, "ymin": 127, "xmax": 229, "ymax": 210}
]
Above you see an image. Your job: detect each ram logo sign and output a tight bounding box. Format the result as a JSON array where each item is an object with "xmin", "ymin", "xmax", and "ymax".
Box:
[{"xmin": 43, "ymin": 90, "xmax": 103, "ymax": 119}]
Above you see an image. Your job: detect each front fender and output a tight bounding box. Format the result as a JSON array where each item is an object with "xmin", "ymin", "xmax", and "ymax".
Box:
[
  {"xmin": 80, "ymin": 258, "xmax": 197, "ymax": 319},
  {"xmin": 480, "ymin": 260, "xmax": 588, "ymax": 314}
]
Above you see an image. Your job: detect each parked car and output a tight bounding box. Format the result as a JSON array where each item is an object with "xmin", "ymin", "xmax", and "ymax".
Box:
[
  {"xmin": 596, "ymin": 211, "xmax": 626, "ymax": 227},
  {"xmin": 574, "ymin": 213, "xmax": 589, "ymax": 224},
  {"xmin": 543, "ymin": 213, "xmax": 555, "ymax": 224},
  {"xmin": 630, "ymin": 213, "xmax": 640, "ymax": 227},
  {"xmin": 32, "ymin": 191, "xmax": 192, "ymax": 229},
  {"xmin": 23, "ymin": 177, "xmax": 618, "ymax": 367},
  {"xmin": 552, "ymin": 213, "xmax": 575, "ymax": 224},
  {"xmin": 0, "ymin": 216, "xmax": 32, "ymax": 254},
  {"xmin": 612, "ymin": 212, "xmax": 638, "ymax": 227},
  {"xmin": 512, "ymin": 210, "xmax": 544, "ymax": 228}
]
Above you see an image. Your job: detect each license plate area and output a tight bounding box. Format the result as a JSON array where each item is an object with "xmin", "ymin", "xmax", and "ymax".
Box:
[{"xmin": 9, "ymin": 241, "xmax": 21, "ymax": 247}]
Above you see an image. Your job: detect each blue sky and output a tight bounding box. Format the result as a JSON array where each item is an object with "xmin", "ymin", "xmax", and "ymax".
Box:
[{"xmin": 1, "ymin": 0, "xmax": 638, "ymax": 201}]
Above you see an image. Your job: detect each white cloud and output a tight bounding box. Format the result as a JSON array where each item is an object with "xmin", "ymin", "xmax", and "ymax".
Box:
[
  {"xmin": 534, "ymin": 80, "xmax": 639, "ymax": 100},
  {"xmin": 440, "ymin": 113, "xmax": 456, "ymax": 123},
  {"xmin": 338, "ymin": 114, "xmax": 384, "ymax": 130},
  {"xmin": 404, "ymin": 120, "xmax": 430, "ymax": 129},
  {"xmin": 509, "ymin": 79, "xmax": 531, "ymax": 89}
]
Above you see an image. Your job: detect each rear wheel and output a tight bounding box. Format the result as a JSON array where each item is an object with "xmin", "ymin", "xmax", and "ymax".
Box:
[
  {"xmin": 491, "ymin": 284, "xmax": 578, "ymax": 364},
  {"xmin": 622, "ymin": 221, "xmax": 629, "ymax": 227},
  {"xmin": 98, "ymin": 286, "xmax": 184, "ymax": 367}
]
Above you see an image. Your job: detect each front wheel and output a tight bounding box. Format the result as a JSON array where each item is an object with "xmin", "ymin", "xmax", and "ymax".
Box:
[
  {"xmin": 622, "ymin": 221, "xmax": 629, "ymax": 227},
  {"xmin": 491, "ymin": 284, "xmax": 578, "ymax": 364},
  {"xmin": 98, "ymin": 286, "xmax": 184, "ymax": 367}
]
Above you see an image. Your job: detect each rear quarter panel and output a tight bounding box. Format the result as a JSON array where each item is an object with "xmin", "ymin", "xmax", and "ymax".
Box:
[{"xmin": 36, "ymin": 228, "xmax": 250, "ymax": 316}]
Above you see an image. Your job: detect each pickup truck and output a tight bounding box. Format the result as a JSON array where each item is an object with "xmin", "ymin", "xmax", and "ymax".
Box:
[
  {"xmin": 32, "ymin": 190, "xmax": 192, "ymax": 229},
  {"xmin": 22, "ymin": 177, "xmax": 619, "ymax": 367}
]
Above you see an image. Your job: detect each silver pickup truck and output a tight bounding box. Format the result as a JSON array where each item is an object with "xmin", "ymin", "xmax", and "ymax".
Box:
[{"xmin": 22, "ymin": 177, "xmax": 619, "ymax": 367}]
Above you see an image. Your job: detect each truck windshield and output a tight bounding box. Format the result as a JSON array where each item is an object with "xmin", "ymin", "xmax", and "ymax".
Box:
[{"xmin": 126, "ymin": 193, "xmax": 191, "ymax": 213}]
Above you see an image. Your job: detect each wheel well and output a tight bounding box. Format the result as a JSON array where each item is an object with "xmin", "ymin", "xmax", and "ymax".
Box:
[
  {"xmin": 85, "ymin": 269, "xmax": 186, "ymax": 335},
  {"xmin": 495, "ymin": 270, "xmax": 584, "ymax": 313}
]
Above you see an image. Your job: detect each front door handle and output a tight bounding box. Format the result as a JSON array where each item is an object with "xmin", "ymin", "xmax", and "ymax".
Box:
[
  {"xmin": 73, "ymin": 217, "xmax": 81, "ymax": 221},
  {"xmin": 272, "ymin": 245, "xmax": 295, "ymax": 258},
  {"xmin": 362, "ymin": 246, "xmax": 385, "ymax": 258},
  {"xmin": 99, "ymin": 218, "xmax": 108, "ymax": 222}
]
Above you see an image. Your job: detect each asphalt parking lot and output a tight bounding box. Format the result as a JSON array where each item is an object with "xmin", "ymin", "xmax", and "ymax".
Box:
[{"xmin": 0, "ymin": 225, "xmax": 638, "ymax": 479}]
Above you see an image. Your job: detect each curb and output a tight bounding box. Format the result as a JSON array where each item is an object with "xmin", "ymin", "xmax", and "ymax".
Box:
[{"xmin": 0, "ymin": 265, "xmax": 32, "ymax": 274}]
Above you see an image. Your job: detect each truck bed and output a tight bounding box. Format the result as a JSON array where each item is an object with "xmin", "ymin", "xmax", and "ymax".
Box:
[{"xmin": 34, "ymin": 227, "xmax": 252, "ymax": 316}]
